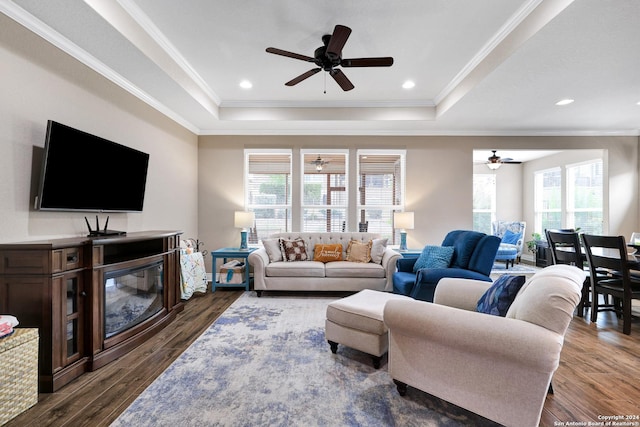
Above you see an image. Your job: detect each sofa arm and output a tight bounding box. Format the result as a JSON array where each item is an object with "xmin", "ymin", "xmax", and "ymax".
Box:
[
  {"xmin": 396, "ymin": 257, "xmax": 417, "ymax": 273},
  {"xmin": 384, "ymin": 299, "xmax": 562, "ymax": 370},
  {"xmin": 381, "ymin": 248, "xmax": 402, "ymax": 291},
  {"xmin": 433, "ymin": 278, "xmax": 492, "ymax": 311},
  {"xmin": 248, "ymin": 248, "xmax": 270, "ymax": 290}
]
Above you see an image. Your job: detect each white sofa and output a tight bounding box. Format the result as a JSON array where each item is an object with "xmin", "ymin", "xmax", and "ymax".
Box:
[
  {"xmin": 248, "ymin": 232, "xmax": 401, "ymax": 296},
  {"xmin": 384, "ymin": 264, "xmax": 584, "ymax": 427}
]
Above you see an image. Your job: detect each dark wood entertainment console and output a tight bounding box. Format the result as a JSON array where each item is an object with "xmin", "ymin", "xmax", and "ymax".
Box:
[{"xmin": 0, "ymin": 230, "xmax": 184, "ymax": 392}]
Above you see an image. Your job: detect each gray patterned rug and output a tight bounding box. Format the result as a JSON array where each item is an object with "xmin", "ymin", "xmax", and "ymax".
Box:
[
  {"xmin": 491, "ymin": 262, "xmax": 541, "ymax": 279},
  {"xmin": 112, "ymin": 293, "xmax": 498, "ymax": 427}
]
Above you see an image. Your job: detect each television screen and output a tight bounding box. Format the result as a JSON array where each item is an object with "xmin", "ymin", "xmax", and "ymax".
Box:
[{"xmin": 37, "ymin": 121, "xmax": 150, "ymax": 212}]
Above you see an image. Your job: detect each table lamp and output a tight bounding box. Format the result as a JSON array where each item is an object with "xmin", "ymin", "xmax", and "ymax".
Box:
[
  {"xmin": 235, "ymin": 211, "xmax": 255, "ymax": 250},
  {"xmin": 394, "ymin": 211, "xmax": 414, "ymax": 251}
]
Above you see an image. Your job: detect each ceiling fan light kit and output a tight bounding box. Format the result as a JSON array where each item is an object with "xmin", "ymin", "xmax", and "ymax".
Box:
[
  {"xmin": 485, "ymin": 150, "xmax": 522, "ymax": 170},
  {"xmin": 310, "ymin": 155, "xmax": 329, "ymax": 172},
  {"xmin": 266, "ymin": 24, "xmax": 393, "ymax": 91}
]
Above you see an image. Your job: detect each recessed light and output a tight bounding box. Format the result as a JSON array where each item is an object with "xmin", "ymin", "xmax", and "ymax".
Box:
[
  {"xmin": 555, "ymin": 99, "xmax": 574, "ymax": 106},
  {"xmin": 239, "ymin": 80, "xmax": 253, "ymax": 89},
  {"xmin": 636, "ymin": 101, "xmax": 640, "ymax": 105},
  {"xmin": 402, "ymin": 80, "xmax": 415, "ymax": 89}
]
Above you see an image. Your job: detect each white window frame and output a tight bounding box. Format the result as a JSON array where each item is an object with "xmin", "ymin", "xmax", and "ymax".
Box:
[
  {"xmin": 300, "ymin": 149, "xmax": 349, "ymax": 233},
  {"xmin": 472, "ymin": 173, "xmax": 496, "ymax": 234},
  {"xmin": 356, "ymin": 149, "xmax": 406, "ymax": 242},
  {"xmin": 534, "ymin": 167, "xmax": 562, "ymax": 235},
  {"xmin": 244, "ymin": 149, "xmax": 292, "ymax": 241},
  {"xmin": 565, "ymin": 159, "xmax": 603, "ymax": 234}
]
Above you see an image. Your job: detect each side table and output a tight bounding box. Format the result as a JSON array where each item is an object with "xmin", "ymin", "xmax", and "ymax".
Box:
[
  {"xmin": 211, "ymin": 247, "xmax": 256, "ymax": 292},
  {"xmin": 394, "ymin": 248, "xmax": 423, "ymax": 260}
]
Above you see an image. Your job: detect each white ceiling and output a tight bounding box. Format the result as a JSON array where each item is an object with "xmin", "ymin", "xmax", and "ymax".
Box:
[{"xmin": 3, "ymin": 0, "xmax": 640, "ymax": 136}]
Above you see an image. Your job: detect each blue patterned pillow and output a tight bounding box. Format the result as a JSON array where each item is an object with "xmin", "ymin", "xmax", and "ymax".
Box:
[
  {"xmin": 477, "ymin": 275, "xmax": 526, "ymax": 316},
  {"xmin": 412, "ymin": 245, "xmax": 454, "ymax": 273},
  {"xmin": 501, "ymin": 229, "xmax": 521, "ymax": 245}
]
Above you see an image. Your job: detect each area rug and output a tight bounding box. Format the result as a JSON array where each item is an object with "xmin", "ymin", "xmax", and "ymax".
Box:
[
  {"xmin": 112, "ymin": 293, "xmax": 498, "ymax": 427},
  {"xmin": 491, "ymin": 262, "xmax": 541, "ymax": 276}
]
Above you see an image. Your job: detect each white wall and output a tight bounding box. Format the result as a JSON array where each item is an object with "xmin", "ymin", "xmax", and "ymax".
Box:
[{"xmin": 0, "ymin": 14, "xmax": 199, "ymax": 243}]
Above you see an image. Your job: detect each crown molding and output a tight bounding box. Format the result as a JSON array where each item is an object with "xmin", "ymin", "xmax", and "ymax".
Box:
[{"xmin": 1, "ymin": 0, "xmax": 199, "ymax": 134}]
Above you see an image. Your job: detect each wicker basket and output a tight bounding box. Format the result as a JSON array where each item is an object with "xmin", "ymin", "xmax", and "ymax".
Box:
[{"xmin": 0, "ymin": 328, "xmax": 39, "ymax": 425}]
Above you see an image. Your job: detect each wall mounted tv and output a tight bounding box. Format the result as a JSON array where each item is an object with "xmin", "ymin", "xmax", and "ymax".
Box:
[{"xmin": 37, "ymin": 120, "xmax": 150, "ymax": 212}]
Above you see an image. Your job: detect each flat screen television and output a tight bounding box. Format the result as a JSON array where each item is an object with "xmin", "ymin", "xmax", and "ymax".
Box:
[{"xmin": 37, "ymin": 120, "xmax": 150, "ymax": 212}]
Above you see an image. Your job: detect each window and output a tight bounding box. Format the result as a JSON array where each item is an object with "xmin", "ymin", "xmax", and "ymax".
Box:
[
  {"xmin": 357, "ymin": 150, "xmax": 406, "ymax": 241},
  {"xmin": 301, "ymin": 151, "xmax": 347, "ymax": 232},
  {"xmin": 245, "ymin": 150, "xmax": 292, "ymax": 242},
  {"xmin": 473, "ymin": 174, "xmax": 496, "ymax": 234},
  {"xmin": 534, "ymin": 168, "xmax": 562, "ymax": 233},
  {"xmin": 244, "ymin": 148, "xmax": 405, "ymax": 242},
  {"xmin": 533, "ymin": 160, "xmax": 604, "ymax": 236},
  {"xmin": 566, "ymin": 160, "xmax": 603, "ymax": 234}
]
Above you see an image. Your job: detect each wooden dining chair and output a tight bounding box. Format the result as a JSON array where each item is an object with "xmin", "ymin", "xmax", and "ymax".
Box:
[
  {"xmin": 582, "ymin": 234, "xmax": 640, "ymax": 335},
  {"xmin": 545, "ymin": 229, "xmax": 591, "ymax": 317}
]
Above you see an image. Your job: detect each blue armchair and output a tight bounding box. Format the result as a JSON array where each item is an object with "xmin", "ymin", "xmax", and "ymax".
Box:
[
  {"xmin": 492, "ymin": 220, "xmax": 526, "ymax": 266},
  {"xmin": 393, "ymin": 230, "xmax": 501, "ymax": 302}
]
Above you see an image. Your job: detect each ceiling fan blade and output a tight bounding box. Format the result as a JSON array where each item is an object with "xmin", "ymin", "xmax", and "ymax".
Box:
[
  {"xmin": 326, "ymin": 25, "xmax": 351, "ymax": 59},
  {"xmin": 285, "ymin": 68, "xmax": 321, "ymax": 86},
  {"xmin": 341, "ymin": 57, "xmax": 394, "ymax": 67},
  {"xmin": 330, "ymin": 69, "xmax": 354, "ymax": 91},
  {"xmin": 266, "ymin": 47, "xmax": 315, "ymax": 62}
]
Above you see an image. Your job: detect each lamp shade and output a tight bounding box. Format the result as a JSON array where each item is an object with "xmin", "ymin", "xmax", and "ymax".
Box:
[
  {"xmin": 234, "ymin": 211, "xmax": 255, "ymax": 229},
  {"xmin": 394, "ymin": 212, "xmax": 414, "ymax": 230}
]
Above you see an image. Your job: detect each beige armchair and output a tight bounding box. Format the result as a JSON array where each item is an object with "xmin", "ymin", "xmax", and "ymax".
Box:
[{"xmin": 384, "ymin": 264, "xmax": 584, "ymax": 427}]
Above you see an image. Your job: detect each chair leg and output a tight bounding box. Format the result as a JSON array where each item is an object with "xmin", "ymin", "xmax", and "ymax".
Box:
[
  {"xmin": 393, "ymin": 379, "xmax": 408, "ymax": 396},
  {"xmin": 622, "ymin": 298, "xmax": 632, "ymax": 335},
  {"xmin": 590, "ymin": 289, "xmax": 599, "ymax": 323},
  {"xmin": 548, "ymin": 381, "xmax": 554, "ymax": 395},
  {"xmin": 576, "ymin": 280, "xmax": 590, "ymax": 318}
]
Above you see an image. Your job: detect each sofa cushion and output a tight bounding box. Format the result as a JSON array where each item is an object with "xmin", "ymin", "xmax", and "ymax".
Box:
[
  {"xmin": 325, "ymin": 261, "xmax": 385, "ymax": 278},
  {"xmin": 476, "ymin": 275, "xmax": 526, "ymax": 316},
  {"xmin": 314, "ymin": 244, "xmax": 343, "ymax": 263},
  {"xmin": 266, "ymin": 261, "xmax": 325, "ymax": 277},
  {"xmin": 413, "ymin": 245, "xmax": 454, "ymax": 272},
  {"xmin": 370, "ymin": 238, "xmax": 388, "ymax": 264},
  {"xmin": 263, "ymin": 238, "xmax": 283, "ymax": 262},
  {"xmin": 346, "ymin": 240, "xmax": 372, "ymax": 263},
  {"xmin": 279, "ymin": 238, "xmax": 309, "ymax": 262}
]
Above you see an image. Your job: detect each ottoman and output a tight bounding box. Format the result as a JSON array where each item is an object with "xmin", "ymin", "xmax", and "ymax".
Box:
[
  {"xmin": 495, "ymin": 244, "xmax": 518, "ymax": 268},
  {"xmin": 325, "ymin": 289, "xmax": 413, "ymax": 368}
]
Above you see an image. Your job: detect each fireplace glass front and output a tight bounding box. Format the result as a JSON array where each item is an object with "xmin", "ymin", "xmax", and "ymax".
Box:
[{"xmin": 104, "ymin": 261, "xmax": 164, "ymax": 339}]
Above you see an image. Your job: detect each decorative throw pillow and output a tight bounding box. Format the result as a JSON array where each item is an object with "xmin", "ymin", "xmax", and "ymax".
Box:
[
  {"xmin": 314, "ymin": 244, "xmax": 343, "ymax": 263},
  {"xmin": 346, "ymin": 240, "xmax": 372, "ymax": 263},
  {"xmin": 370, "ymin": 238, "xmax": 388, "ymax": 264},
  {"xmin": 477, "ymin": 275, "xmax": 526, "ymax": 316},
  {"xmin": 262, "ymin": 238, "xmax": 283, "ymax": 262},
  {"xmin": 279, "ymin": 238, "xmax": 309, "ymax": 262},
  {"xmin": 413, "ymin": 245, "xmax": 454, "ymax": 273},
  {"xmin": 501, "ymin": 229, "xmax": 522, "ymax": 245}
]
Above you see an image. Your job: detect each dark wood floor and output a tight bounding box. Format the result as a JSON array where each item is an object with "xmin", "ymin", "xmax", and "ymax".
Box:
[{"xmin": 6, "ymin": 290, "xmax": 640, "ymax": 427}]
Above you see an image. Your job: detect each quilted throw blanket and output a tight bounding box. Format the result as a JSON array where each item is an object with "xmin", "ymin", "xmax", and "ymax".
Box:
[{"xmin": 180, "ymin": 252, "xmax": 207, "ymax": 300}]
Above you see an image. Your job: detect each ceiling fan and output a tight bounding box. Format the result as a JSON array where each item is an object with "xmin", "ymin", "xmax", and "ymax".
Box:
[
  {"xmin": 309, "ymin": 155, "xmax": 329, "ymax": 171},
  {"xmin": 266, "ymin": 24, "xmax": 394, "ymax": 91},
  {"xmin": 485, "ymin": 150, "xmax": 522, "ymax": 170}
]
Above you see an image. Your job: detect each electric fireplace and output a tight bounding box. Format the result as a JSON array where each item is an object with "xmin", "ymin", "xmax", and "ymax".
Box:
[{"xmin": 104, "ymin": 261, "xmax": 164, "ymax": 339}]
